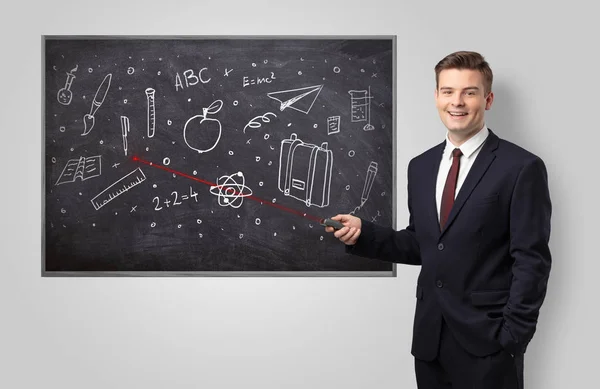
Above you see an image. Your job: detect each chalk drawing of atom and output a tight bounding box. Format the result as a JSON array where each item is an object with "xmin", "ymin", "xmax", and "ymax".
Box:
[{"xmin": 209, "ymin": 171, "xmax": 253, "ymax": 209}]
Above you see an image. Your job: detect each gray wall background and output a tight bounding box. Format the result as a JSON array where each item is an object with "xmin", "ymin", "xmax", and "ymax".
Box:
[{"xmin": 1, "ymin": 0, "xmax": 597, "ymax": 388}]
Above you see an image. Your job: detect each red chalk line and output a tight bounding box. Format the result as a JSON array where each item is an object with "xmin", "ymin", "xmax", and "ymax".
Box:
[{"xmin": 132, "ymin": 156, "xmax": 324, "ymax": 224}]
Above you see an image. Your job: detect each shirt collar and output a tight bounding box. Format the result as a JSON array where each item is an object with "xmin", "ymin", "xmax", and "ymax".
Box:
[{"xmin": 443, "ymin": 125, "xmax": 489, "ymax": 160}]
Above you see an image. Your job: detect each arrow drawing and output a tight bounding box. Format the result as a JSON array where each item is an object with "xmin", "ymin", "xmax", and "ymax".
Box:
[{"xmin": 267, "ymin": 84, "xmax": 323, "ymax": 114}]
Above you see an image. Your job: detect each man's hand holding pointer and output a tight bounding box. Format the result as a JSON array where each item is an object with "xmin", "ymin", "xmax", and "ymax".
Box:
[{"xmin": 323, "ymin": 214, "xmax": 362, "ymax": 245}]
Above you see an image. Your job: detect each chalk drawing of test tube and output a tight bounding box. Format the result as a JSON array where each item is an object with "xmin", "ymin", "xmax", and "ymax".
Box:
[
  {"xmin": 145, "ymin": 88, "xmax": 156, "ymax": 138},
  {"xmin": 82, "ymin": 73, "xmax": 112, "ymax": 136}
]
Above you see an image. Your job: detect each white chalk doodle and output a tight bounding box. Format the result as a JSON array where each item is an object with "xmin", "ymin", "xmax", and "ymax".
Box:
[
  {"xmin": 243, "ymin": 112, "xmax": 277, "ymax": 133},
  {"xmin": 57, "ymin": 65, "xmax": 78, "ymax": 105},
  {"xmin": 120, "ymin": 116, "xmax": 129, "ymax": 156},
  {"xmin": 348, "ymin": 86, "xmax": 375, "ymax": 131},
  {"xmin": 267, "ymin": 84, "xmax": 323, "ymax": 114},
  {"xmin": 152, "ymin": 186, "xmax": 199, "ymax": 211},
  {"xmin": 82, "ymin": 73, "xmax": 112, "ymax": 136},
  {"xmin": 183, "ymin": 100, "xmax": 223, "ymax": 154},
  {"xmin": 145, "ymin": 88, "xmax": 156, "ymax": 138},
  {"xmin": 350, "ymin": 161, "xmax": 378, "ymax": 215},
  {"xmin": 243, "ymin": 72, "xmax": 276, "ymax": 87},
  {"xmin": 175, "ymin": 68, "xmax": 211, "ymax": 91},
  {"xmin": 90, "ymin": 167, "xmax": 146, "ymax": 211},
  {"xmin": 327, "ymin": 115, "xmax": 341, "ymax": 135},
  {"xmin": 278, "ymin": 133, "xmax": 333, "ymax": 208},
  {"xmin": 371, "ymin": 210, "xmax": 382, "ymax": 223},
  {"xmin": 209, "ymin": 171, "xmax": 253, "ymax": 209},
  {"xmin": 55, "ymin": 155, "xmax": 102, "ymax": 186}
]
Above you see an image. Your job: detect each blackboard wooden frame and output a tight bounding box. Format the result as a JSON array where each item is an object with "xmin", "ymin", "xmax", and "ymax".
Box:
[{"xmin": 42, "ymin": 35, "xmax": 398, "ymax": 277}]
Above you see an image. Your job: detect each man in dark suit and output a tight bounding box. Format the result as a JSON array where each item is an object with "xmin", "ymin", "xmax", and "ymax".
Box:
[{"xmin": 325, "ymin": 51, "xmax": 552, "ymax": 389}]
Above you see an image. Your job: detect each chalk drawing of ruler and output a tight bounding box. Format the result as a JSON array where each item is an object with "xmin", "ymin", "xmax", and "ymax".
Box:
[{"xmin": 90, "ymin": 167, "xmax": 147, "ymax": 210}]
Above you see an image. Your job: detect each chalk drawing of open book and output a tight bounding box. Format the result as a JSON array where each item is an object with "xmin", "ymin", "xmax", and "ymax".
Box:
[{"xmin": 55, "ymin": 155, "xmax": 102, "ymax": 185}]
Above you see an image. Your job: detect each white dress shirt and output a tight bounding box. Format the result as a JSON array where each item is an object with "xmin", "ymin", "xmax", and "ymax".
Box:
[{"xmin": 435, "ymin": 126, "xmax": 490, "ymax": 222}]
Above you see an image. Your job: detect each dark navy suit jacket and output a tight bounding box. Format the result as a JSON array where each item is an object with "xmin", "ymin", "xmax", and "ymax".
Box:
[{"xmin": 350, "ymin": 129, "xmax": 552, "ymax": 360}]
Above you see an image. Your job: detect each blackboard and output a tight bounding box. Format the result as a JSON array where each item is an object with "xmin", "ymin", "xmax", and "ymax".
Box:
[{"xmin": 43, "ymin": 36, "xmax": 396, "ymax": 275}]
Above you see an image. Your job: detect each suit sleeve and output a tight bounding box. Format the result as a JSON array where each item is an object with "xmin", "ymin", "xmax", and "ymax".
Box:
[
  {"xmin": 499, "ymin": 156, "xmax": 552, "ymax": 354},
  {"xmin": 346, "ymin": 160, "xmax": 421, "ymax": 265}
]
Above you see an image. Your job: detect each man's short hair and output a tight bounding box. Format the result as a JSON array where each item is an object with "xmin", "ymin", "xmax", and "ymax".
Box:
[{"xmin": 435, "ymin": 51, "xmax": 493, "ymax": 95}]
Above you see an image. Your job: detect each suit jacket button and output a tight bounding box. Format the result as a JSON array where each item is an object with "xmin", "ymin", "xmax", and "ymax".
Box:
[
  {"xmin": 437, "ymin": 243, "xmax": 444, "ymax": 251},
  {"xmin": 436, "ymin": 280, "xmax": 443, "ymax": 288}
]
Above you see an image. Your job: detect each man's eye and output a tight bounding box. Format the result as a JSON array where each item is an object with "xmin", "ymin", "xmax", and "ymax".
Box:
[{"xmin": 443, "ymin": 91, "xmax": 452, "ymax": 95}]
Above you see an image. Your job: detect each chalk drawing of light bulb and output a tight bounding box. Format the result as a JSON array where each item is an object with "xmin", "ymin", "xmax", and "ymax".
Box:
[
  {"xmin": 57, "ymin": 65, "xmax": 78, "ymax": 106},
  {"xmin": 183, "ymin": 99, "xmax": 224, "ymax": 154}
]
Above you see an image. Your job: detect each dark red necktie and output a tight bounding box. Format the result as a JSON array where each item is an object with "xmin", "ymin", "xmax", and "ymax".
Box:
[{"xmin": 440, "ymin": 148, "xmax": 463, "ymax": 230}]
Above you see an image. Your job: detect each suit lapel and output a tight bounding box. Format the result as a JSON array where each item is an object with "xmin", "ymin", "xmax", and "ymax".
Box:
[
  {"xmin": 439, "ymin": 130, "xmax": 499, "ymax": 237},
  {"xmin": 426, "ymin": 141, "xmax": 446, "ymax": 234}
]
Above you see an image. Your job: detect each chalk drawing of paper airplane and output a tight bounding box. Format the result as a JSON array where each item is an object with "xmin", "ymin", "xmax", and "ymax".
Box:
[{"xmin": 267, "ymin": 84, "xmax": 324, "ymax": 114}]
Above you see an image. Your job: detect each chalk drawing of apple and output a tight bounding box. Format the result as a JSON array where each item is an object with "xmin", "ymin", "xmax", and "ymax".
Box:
[{"xmin": 183, "ymin": 99, "xmax": 224, "ymax": 154}]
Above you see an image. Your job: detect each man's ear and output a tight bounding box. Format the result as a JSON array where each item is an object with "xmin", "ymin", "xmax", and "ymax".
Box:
[{"xmin": 485, "ymin": 91, "xmax": 494, "ymax": 110}]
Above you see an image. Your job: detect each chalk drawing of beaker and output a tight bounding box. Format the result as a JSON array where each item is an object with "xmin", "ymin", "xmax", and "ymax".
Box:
[{"xmin": 348, "ymin": 87, "xmax": 374, "ymax": 131}]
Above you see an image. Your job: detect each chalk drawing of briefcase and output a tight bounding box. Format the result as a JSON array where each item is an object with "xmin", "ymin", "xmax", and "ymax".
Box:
[{"xmin": 278, "ymin": 133, "xmax": 333, "ymax": 208}]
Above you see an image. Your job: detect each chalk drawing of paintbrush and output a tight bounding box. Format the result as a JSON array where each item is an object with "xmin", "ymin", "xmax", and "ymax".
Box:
[{"xmin": 82, "ymin": 73, "xmax": 112, "ymax": 136}]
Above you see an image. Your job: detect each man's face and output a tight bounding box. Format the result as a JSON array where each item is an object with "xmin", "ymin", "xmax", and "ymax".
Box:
[{"xmin": 435, "ymin": 68, "xmax": 494, "ymax": 141}]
